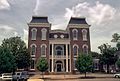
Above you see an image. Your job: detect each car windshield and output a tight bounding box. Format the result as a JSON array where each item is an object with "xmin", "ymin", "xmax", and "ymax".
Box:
[{"xmin": 16, "ymin": 73, "xmax": 21, "ymax": 75}]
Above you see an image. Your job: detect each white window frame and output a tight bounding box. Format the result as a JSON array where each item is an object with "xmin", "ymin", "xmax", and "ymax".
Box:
[
  {"xmin": 30, "ymin": 44, "xmax": 37, "ymax": 57},
  {"xmin": 82, "ymin": 44, "xmax": 88, "ymax": 54},
  {"xmin": 73, "ymin": 44, "xmax": 79, "ymax": 57},
  {"xmin": 31, "ymin": 28, "xmax": 37, "ymax": 40},
  {"xmin": 82, "ymin": 29, "xmax": 87, "ymax": 41},
  {"xmin": 72, "ymin": 29, "xmax": 78, "ymax": 40},
  {"xmin": 30, "ymin": 58, "xmax": 35, "ymax": 70},
  {"xmin": 41, "ymin": 28, "xmax": 47, "ymax": 40},
  {"xmin": 41, "ymin": 44, "xmax": 47, "ymax": 57}
]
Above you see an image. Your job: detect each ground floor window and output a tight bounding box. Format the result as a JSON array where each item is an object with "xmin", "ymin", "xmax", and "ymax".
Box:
[
  {"xmin": 30, "ymin": 59, "xmax": 35, "ymax": 69},
  {"xmin": 74, "ymin": 58, "xmax": 77, "ymax": 70}
]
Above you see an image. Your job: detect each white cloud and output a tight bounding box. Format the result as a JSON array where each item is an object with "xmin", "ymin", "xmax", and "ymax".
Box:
[
  {"xmin": 23, "ymin": 29, "xmax": 28, "ymax": 46},
  {"xmin": 34, "ymin": 0, "xmax": 40, "ymax": 15},
  {"xmin": 64, "ymin": 1, "xmax": 116, "ymax": 25},
  {"xmin": 0, "ymin": 25, "xmax": 15, "ymax": 31},
  {"xmin": 0, "ymin": 0, "xmax": 10, "ymax": 10}
]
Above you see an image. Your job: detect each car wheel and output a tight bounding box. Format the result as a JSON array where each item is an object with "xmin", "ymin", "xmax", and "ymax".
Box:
[{"xmin": 115, "ymin": 75, "xmax": 119, "ymax": 78}]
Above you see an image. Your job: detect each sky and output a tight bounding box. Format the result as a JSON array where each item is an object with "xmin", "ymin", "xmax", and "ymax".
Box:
[{"xmin": 0, "ymin": 0, "xmax": 120, "ymax": 52}]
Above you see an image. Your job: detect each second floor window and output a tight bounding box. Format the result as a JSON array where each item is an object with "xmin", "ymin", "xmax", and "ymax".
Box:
[
  {"xmin": 82, "ymin": 29, "xmax": 87, "ymax": 41},
  {"xmin": 72, "ymin": 29, "xmax": 78, "ymax": 40},
  {"xmin": 31, "ymin": 28, "xmax": 37, "ymax": 40},
  {"xmin": 41, "ymin": 28, "xmax": 47, "ymax": 40}
]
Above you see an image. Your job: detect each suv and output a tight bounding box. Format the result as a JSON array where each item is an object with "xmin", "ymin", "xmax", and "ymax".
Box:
[
  {"xmin": 1, "ymin": 73, "xmax": 12, "ymax": 81},
  {"xmin": 12, "ymin": 71, "xmax": 29, "ymax": 80}
]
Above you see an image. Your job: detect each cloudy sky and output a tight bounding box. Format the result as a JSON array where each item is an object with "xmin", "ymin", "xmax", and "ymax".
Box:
[{"xmin": 0, "ymin": 0, "xmax": 120, "ymax": 52}]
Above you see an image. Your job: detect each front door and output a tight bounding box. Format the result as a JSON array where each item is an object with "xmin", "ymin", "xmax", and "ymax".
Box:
[{"xmin": 57, "ymin": 64, "xmax": 62, "ymax": 72}]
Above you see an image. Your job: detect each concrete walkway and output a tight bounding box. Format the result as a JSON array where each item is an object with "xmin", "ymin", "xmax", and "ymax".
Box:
[{"xmin": 28, "ymin": 73, "xmax": 119, "ymax": 81}]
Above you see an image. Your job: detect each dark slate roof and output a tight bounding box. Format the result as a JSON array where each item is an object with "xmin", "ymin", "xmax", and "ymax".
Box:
[
  {"xmin": 30, "ymin": 16, "xmax": 49, "ymax": 23},
  {"xmin": 69, "ymin": 17, "xmax": 88, "ymax": 24}
]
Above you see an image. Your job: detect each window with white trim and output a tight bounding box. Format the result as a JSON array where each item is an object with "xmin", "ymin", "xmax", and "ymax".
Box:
[
  {"xmin": 73, "ymin": 45, "xmax": 79, "ymax": 56},
  {"xmin": 30, "ymin": 44, "xmax": 36, "ymax": 56},
  {"xmin": 30, "ymin": 59, "xmax": 35, "ymax": 69},
  {"xmin": 72, "ymin": 29, "xmax": 78, "ymax": 40},
  {"xmin": 41, "ymin": 44, "xmax": 47, "ymax": 57},
  {"xmin": 31, "ymin": 28, "xmax": 37, "ymax": 40},
  {"xmin": 41, "ymin": 28, "xmax": 47, "ymax": 40},
  {"xmin": 82, "ymin": 29, "xmax": 87, "ymax": 41},
  {"xmin": 82, "ymin": 44, "xmax": 88, "ymax": 54},
  {"xmin": 74, "ymin": 58, "xmax": 77, "ymax": 70}
]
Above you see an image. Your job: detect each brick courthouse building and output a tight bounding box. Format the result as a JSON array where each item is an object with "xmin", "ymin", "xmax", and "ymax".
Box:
[{"xmin": 28, "ymin": 16, "xmax": 91, "ymax": 73}]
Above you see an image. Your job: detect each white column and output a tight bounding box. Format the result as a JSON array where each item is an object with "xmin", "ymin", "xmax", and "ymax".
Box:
[
  {"xmin": 70, "ymin": 45, "xmax": 71, "ymax": 72},
  {"xmin": 52, "ymin": 44, "xmax": 54, "ymax": 72},
  {"xmin": 66, "ymin": 44, "xmax": 68, "ymax": 72}
]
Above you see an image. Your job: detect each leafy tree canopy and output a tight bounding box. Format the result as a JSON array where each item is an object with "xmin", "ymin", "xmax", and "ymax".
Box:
[
  {"xmin": 0, "ymin": 47, "xmax": 16, "ymax": 73},
  {"xmin": 1, "ymin": 36, "xmax": 31, "ymax": 69},
  {"xmin": 36, "ymin": 57, "xmax": 48, "ymax": 72},
  {"xmin": 76, "ymin": 53, "xmax": 92, "ymax": 77}
]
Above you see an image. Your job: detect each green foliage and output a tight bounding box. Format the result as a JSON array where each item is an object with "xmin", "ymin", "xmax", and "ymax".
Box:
[
  {"xmin": 98, "ymin": 43, "xmax": 118, "ymax": 73},
  {"xmin": 76, "ymin": 53, "xmax": 92, "ymax": 77},
  {"xmin": 36, "ymin": 57, "xmax": 48, "ymax": 72},
  {"xmin": 111, "ymin": 33, "xmax": 120, "ymax": 42},
  {"xmin": 90, "ymin": 51, "xmax": 100, "ymax": 59},
  {"xmin": 0, "ymin": 47, "xmax": 16, "ymax": 73},
  {"xmin": 117, "ymin": 42, "xmax": 120, "ymax": 50},
  {"xmin": 116, "ymin": 59, "xmax": 120, "ymax": 69},
  {"xmin": 1, "ymin": 36, "xmax": 31, "ymax": 69}
]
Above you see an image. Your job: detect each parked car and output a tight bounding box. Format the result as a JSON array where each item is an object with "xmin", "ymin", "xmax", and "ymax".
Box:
[
  {"xmin": 1, "ymin": 73, "xmax": 12, "ymax": 81},
  {"xmin": 0, "ymin": 74, "xmax": 2, "ymax": 80},
  {"xmin": 114, "ymin": 73, "xmax": 120, "ymax": 78},
  {"xmin": 12, "ymin": 71, "xmax": 29, "ymax": 80}
]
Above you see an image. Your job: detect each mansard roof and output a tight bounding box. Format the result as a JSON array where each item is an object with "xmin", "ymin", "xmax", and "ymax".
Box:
[
  {"xmin": 69, "ymin": 17, "xmax": 88, "ymax": 24},
  {"xmin": 30, "ymin": 16, "xmax": 49, "ymax": 23}
]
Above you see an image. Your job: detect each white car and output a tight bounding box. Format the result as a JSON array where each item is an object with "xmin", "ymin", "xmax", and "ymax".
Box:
[
  {"xmin": 114, "ymin": 73, "xmax": 120, "ymax": 78},
  {"xmin": 1, "ymin": 73, "xmax": 12, "ymax": 81}
]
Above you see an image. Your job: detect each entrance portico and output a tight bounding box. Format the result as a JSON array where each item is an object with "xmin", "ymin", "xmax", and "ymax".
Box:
[{"xmin": 49, "ymin": 40, "xmax": 71, "ymax": 73}]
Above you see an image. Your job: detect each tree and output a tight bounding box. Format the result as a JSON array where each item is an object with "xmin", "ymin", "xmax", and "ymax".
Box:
[
  {"xmin": 90, "ymin": 51, "xmax": 100, "ymax": 59},
  {"xmin": 0, "ymin": 47, "xmax": 16, "ymax": 73},
  {"xmin": 1, "ymin": 36, "xmax": 31, "ymax": 70},
  {"xmin": 36, "ymin": 57, "xmax": 48, "ymax": 79},
  {"xmin": 116, "ymin": 59, "xmax": 120, "ymax": 71},
  {"xmin": 76, "ymin": 53, "xmax": 92, "ymax": 78},
  {"xmin": 98, "ymin": 43, "xmax": 117, "ymax": 73},
  {"xmin": 111, "ymin": 33, "xmax": 120, "ymax": 42}
]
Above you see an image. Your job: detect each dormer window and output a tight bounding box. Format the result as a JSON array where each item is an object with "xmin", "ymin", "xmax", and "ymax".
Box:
[
  {"xmin": 82, "ymin": 29, "xmax": 87, "ymax": 41},
  {"xmin": 72, "ymin": 29, "xmax": 78, "ymax": 40},
  {"xmin": 31, "ymin": 28, "xmax": 37, "ymax": 40},
  {"xmin": 41, "ymin": 28, "xmax": 47, "ymax": 40}
]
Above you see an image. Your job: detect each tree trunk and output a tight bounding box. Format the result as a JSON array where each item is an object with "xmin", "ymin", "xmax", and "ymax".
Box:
[
  {"xmin": 85, "ymin": 72, "xmax": 86, "ymax": 78},
  {"xmin": 42, "ymin": 72, "xmax": 44, "ymax": 79},
  {"xmin": 107, "ymin": 64, "xmax": 109, "ymax": 73}
]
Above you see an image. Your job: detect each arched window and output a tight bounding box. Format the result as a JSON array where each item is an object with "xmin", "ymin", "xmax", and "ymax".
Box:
[
  {"xmin": 73, "ymin": 44, "xmax": 79, "ymax": 56},
  {"xmin": 41, "ymin": 28, "xmax": 47, "ymax": 40},
  {"xmin": 55, "ymin": 46, "xmax": 63, "ymax": 55},
  {"xmin": 72, "ymin": 29, "xmax": 78, "ymax": 40},
  {"xmin": 82, "ymin": 29, "xmax": 87, "ymax": 41},
  {"xmin": 41, "ymin": 44, "xmax": 47, "ymax": 57},
  {"xmin": 31, "ymin": 28, "xmax": 37, "ymax": 40},
  {"xmin": 30, "ymin": 44, "xmax": 36, "ymax": 56},
  {"xmin": 82, "ymin": 44, "xmax": 88, "ymax": 54}
]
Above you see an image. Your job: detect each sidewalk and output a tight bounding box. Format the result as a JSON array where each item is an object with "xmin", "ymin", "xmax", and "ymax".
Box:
[{"xmin": 29, "ymin": 73, "xmax": 114, "ymax": 80}]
